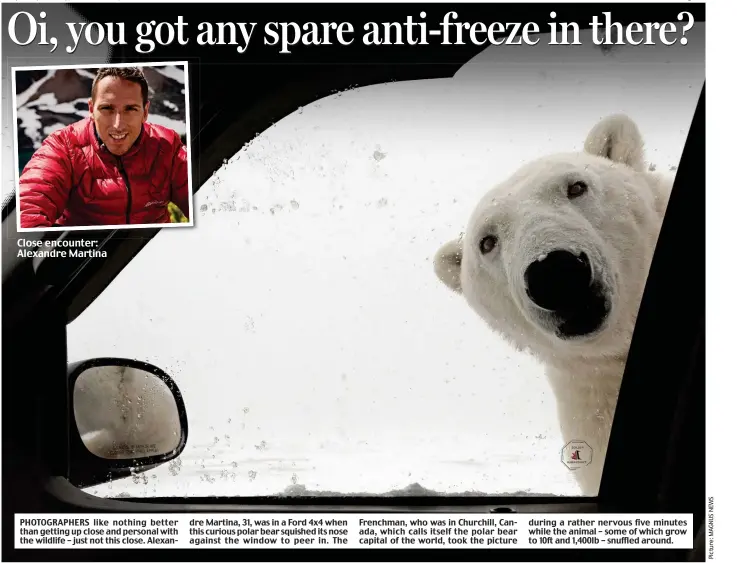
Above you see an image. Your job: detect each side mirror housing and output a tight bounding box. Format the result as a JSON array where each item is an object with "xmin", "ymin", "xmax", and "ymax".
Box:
[{"xmin": 67, "ymin": 358, "xmax": 188, "ymax": 490}]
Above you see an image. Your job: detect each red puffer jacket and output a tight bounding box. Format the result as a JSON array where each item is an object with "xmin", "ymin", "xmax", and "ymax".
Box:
[{"xmin": 18, "ymin": 117, "xmax": 190, "ymax": 229}]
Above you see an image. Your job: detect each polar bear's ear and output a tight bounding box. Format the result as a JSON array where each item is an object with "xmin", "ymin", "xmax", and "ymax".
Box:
[
  {"xmin": 434, "ymin": 239, "xmax": 463, "ymax": 293},
  {"xmin": 583, "ymin": 114, "xmax": 646, "ymax": 172}
]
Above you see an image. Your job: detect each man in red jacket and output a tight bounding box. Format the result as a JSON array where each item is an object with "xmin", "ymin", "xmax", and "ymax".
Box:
[{"xmin": 18, "ymin": 66, "xmax": 190, "ymax": 229}]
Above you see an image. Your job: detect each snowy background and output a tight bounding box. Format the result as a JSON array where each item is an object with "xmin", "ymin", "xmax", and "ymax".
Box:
[
  {"xmin": 64, "ymin": 24, "xmax": 704, "ymax": 499},
  {"xmin": 13, "ymin": 64, "xmax": 187, "ymax": 173}
]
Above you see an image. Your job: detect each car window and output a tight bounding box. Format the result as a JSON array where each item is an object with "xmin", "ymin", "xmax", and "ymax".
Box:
[{"xmin": 66, "ymin": 27, "xmax": 704, "ymax": 498}]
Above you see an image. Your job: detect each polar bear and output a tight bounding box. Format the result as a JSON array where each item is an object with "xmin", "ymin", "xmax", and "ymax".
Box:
[
  {"xmin": 433, "ymin": 115, "xmax": 672, "ymax": 496},
  {"xmin": 72, "ymin": 365, "xmax": 183, "ymax": 460}
]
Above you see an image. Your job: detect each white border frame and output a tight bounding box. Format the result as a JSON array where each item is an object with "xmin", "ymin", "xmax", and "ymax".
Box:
[{"xmin": 11, "ymin": 60, "xmax": 194, "ymax": 233}]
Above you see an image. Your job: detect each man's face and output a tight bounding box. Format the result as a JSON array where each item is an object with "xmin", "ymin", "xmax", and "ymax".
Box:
[{"xmin": 88, "ymin": 76, "xmax": 150, "ymax": 156}]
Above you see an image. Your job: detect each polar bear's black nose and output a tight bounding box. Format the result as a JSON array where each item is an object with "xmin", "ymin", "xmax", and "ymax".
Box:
[
  {"xmin": 524, "ymin": 250, "xmax": 593, "ymax": 312},
  {"xmin": 524, "ymin": 250, "xmax": 609, "ymax": 338}
]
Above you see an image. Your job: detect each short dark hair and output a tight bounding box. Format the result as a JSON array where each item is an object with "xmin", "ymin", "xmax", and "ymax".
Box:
[{"xmin": 91, "ymin": 67, "xmax": 149, "ymax": 106}]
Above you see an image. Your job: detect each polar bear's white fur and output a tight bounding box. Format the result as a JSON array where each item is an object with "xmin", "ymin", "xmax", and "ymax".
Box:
[
  {"xmin": 433, "ymin": 115, "xmax": 672, "ymax": 496},
  {"xmin": 72, "ymin": 365, "xmax": 182, "ymax": 460}
]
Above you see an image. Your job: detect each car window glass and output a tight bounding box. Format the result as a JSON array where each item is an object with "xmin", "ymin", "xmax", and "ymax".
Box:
[{"xmin": 66, "ymin": 27, "xmax": 704, "ymax": 498}]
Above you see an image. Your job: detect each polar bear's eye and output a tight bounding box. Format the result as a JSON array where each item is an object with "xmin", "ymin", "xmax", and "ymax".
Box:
[
  {"xmin": 479, "ymin": 235, "xmax": 498, "ymax": 254},
  {"xmin": 567, "ymin": 181, "xmax": 588, "ymax": 199}
]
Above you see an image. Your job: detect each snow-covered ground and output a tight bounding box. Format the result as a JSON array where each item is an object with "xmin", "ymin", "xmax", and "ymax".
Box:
[{"xmin": 65, "ymin": 25, "xmax": 704, "ymax": 498}]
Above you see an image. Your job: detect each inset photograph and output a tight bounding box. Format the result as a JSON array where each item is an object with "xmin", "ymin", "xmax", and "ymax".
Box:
[{"xmin": 12, "ymin": 61, "xmax": 192, "ymax": 231}]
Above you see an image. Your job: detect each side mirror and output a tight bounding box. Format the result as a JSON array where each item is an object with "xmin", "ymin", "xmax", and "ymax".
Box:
[{"xmin": 67, "ymin": 358, "xmax": 188, "ymax": 490}]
